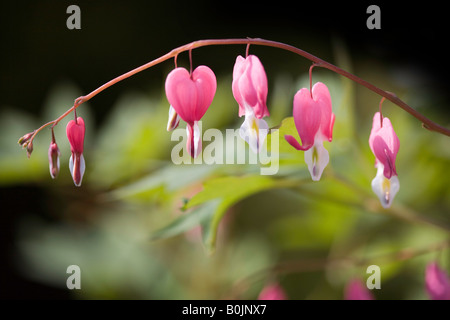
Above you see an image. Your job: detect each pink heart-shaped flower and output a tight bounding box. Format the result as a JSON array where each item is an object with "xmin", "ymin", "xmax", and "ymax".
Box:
[
  {"xmin": 66, "ymin": 116, "xmax": 85, "ymax": 154},
  {"xmin": 165, "ymin": 66, "xmax": 216, "ymax": 124}
]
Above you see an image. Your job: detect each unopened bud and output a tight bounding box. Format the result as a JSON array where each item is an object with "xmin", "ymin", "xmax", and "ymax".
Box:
[
  {"xmin": 48, "ymin": 141, "xmax": 61, "ymax": 179},
  {"xmin": 18, "ymin": 131, "xmax": 35, "ymax": 148},
  {"xmin": 26, "ymin": 142, "xmax": 34, "ymax": 158}
]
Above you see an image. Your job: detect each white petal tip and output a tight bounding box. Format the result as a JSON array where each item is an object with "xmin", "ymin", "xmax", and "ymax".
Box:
[
  {"xmin": 167, "ymin": 105, "xmax": 181, "ymax": 131},
  {"xmin": 239, "ymin": 113, "xmax": 268, "ymax": 154},
  {"xmin": 371, "ymin": 164, "xmax": 399, "ymax": 208},
  {"xmin": 304, "ymin": 142, "xmax": 329, "ymax": 181}
]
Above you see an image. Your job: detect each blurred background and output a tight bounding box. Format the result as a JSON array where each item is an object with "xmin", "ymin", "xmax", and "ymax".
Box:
[{"xmin": 1, "ymin": 0, "xmax": 449, "ymax": 299}]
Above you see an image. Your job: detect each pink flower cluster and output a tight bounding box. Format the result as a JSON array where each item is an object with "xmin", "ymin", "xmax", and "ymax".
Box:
[
  {"xmin": 164, "ymin": 54, "xmax": 400, "ymax": 207},
  {"xmin": 22, "ymin": 49, "xmax": 402, "ymax": 209},
  {"xmin": 18, "ymin": 114, "xmax": 87, "ymax": 187},
  {"xmin": 165, "ymin": 54, "xmax": 270, "ymax": 156}
]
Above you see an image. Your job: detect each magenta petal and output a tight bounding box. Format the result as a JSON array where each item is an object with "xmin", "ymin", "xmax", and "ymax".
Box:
[
  {"xmin": 369, "ymin": 112, "xmax": 400, "ymax": 179},
  {"xmin": 292, "ymin": 88, "xmax": 321, "ymax": 150},
  {"xmin": 165, "ymin": 66, "xmax": 216, "ymax": 123},
  {"xmin": 425, "ymin": 262, "xmax": 450, "ymax": 300},
  {"xmin": 372, "ymin": 136, "xmax": 397, "ymax": 178},
  {"xmin": 66, "ymin": 117, "xmax": 85, "ymax": 154},
  {"xmin": 345, "ymin": 279, "xmax": 375, "ymax": 300},
  {"xmin": 284, "ymin": 135, "xmax": 307, "ymax": 151},
  {"xmin": 191, "ymin": 66, "xmax": 217, "ymax": 120},
  {"xmin": 232, "ymin": 55, "xmax": 269, "ymax": 119},
  {"xmin": 258, "ymin": 283, "xmax": 287, "ymax": 300},
  {"xmin": 232, "ymin": 56, "xmax": 246, "ymax": 117},
  {"xmin": 312, "ymin": 82, "xmax": 334, "ymax": 141},
  {"xmin": 165, "ymin": 68, "xmax": 197, "ymax": 122}
]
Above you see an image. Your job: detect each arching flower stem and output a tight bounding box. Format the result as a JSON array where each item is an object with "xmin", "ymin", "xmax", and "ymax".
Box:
[{"xmin": 24, "ymin": 38, "xmax": 450, "ymax": 145}]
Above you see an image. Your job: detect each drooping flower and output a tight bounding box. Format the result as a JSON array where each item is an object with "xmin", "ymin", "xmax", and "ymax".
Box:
[
  {"xmin": 369, "ymin": 112, "xmax": 400, "ymax": 208},
  {"xmin": 258, "ymin": 282, "xmax": 287, "ymax": 300},
  {"xmin": 66, "ymin": 116, "xmax": 86, "ymax": 187},
  {"xmin": 284, "ymin": 82, "xmax": 335, "ymax": 181},
  {"xmin": 48, "ymin": 140, "xmax": 60, "ymax": 179},
  {"xmin": 425, "ymin": 262, "xmax": 450, "ymax": 300},
  {"xmin": 165, "ymin": 66, "xmax": 216, "ymax": 158},
  {"xmin": 344, "ymin": 278, "xmax": 375, "ymax": 300},
  {"xmin": 232, "ymin": 55, "xmax": 269, "ymax": 153}
]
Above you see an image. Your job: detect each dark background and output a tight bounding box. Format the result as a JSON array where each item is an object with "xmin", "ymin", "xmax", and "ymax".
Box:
[{"xmin": 1, "ymin": 0, "xmax": 448, "ymax": 299}]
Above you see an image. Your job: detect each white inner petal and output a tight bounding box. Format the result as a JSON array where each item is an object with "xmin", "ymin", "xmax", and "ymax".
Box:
[
  {"xmin": 167, "ymin": 105, "xmax": 180, "ymax": 131},
  {"xmin": 186, "ymin": 121, "xmax": 202, "ymax": 158},
  {"xmin": 69, "ymin": 154, "xmax": 86, "ymax": 187},
  {"xmin": 193, "ymin": 121, "xmax": 201, "ymax": 158},
  {"xmin": 79, "ymin": 154, "xmax": 85, "ymax": 186},
  {"xmin": 371, "ymin": 163, "xmax": 399, "ymax": 208},
  {"xmin": 304, "ymin": 139, "xmax": 329, "ymax": 181},
  {"xmin": 239, "ymin": 105, "xmax": 268, "ymax": 154},
  {"xmin": 69, "ymin": 154, "xmax": 74, "ymax": 180}
]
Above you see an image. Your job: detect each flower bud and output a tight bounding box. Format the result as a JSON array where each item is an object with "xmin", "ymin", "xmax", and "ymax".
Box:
[
  {"xmin": 26, "ymin": 141, "xmax": 33, "ymax": 158},
  {"xmin": 48, "ymin": 141, "xmax": 60, "ymax": 179},
  {"xmin": 18, "ymin": 131, "xmax": 35, "ymax": 147}
]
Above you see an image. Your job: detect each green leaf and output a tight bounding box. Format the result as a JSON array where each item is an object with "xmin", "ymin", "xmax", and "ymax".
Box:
[
  {"xmin": 186, "ymin": 175, "xmax": 277, "ymax": 208},
  {"xmin": 149, "ymin": 199, "xmax": 221, "ymax": 241},
  {"xmin": 186, "ymin": 175, "xmax": 282, "ymax": 253},
  {"xmin": 107, "ymin": 163, "xmax": 216, "ymax": 200}
]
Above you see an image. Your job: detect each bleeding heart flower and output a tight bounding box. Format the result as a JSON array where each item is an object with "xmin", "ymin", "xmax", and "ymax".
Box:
[
  {"xmin": 425, "ymin": 262, "xmax": 450, "ymax": 300},
  {"xmin": 284, "ymin": 82, "xmax": 335, "ymax": 181},
  {"xmin": 232, "ymin": 55, "xmax": 269, "ymax": 153},
  {"xmin": 66, "ymin": 116, "xmax": 86, "ymax": 187},
  {"xmin": 165, "ymin": 66, "xmax": 216, "ymax": 158},
  {"xmin": 369, "ymin": 112, "xmax": 400, "ymax": 208}
]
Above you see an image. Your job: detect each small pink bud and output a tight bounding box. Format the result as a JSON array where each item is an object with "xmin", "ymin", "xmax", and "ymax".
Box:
[
  {"xmin": 344, "ymin": 279, "xmax": 375, "ymax": 300},
  {"xmin": 425, "ymin": 262, "xmax": 450, "ymax": 300},
  {"xmin": 258, "ymin": 283, "xmax": 287, "ymax": 300},
  {"xmin": 48, "ymin": 140, "xmax": 60, "ymax": 179}
]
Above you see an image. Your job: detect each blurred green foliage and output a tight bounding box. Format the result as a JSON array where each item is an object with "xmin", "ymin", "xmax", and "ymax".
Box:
[{"xmin": 1, "ymin": 41, "xmax": 450, "ymax": 300}]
